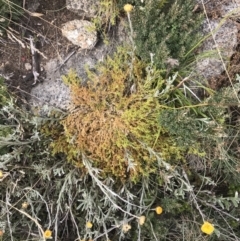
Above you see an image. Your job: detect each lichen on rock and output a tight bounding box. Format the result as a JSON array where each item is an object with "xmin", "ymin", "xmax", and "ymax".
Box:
[
  {"xmin": 66, "ymin": 0, "xmax": 100, "ymax": 18},
  {"xmin": 61, "ymin": 20, "xmax": 97, "ymax": 49}
]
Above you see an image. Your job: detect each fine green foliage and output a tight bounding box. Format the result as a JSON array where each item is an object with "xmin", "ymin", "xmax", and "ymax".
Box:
[
  {"xmin": 131, "ymin": 0, "xmax": 203, "ymax": 69},
  {"xmin": 0, "ymin": 77, "xmax": 12, "ymax": 155},
  {"xmin": 0, "ymin": 76, "xmax": 9, "ymax": 106}
]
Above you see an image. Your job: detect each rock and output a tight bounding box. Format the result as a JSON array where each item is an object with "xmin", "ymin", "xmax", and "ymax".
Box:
[
  {"xmin": 196, "ymin": 19, "xmax": 238, "ymax": 79},
  {"xmin": 197, "ymin": 0, "xmax": 240, "ymax": 16},
  {"xmin": 30, "ymin": 59, "xmax": 71, "ymax": 113},
  {"xmin": 222, "ymin": 1, "xmax": 240, "ymax": 16},
  {"xmin": 61, "ymin": 20, "xmax": 97, "ymax": 49},
  {"xmin": 24, "ymin": 63, "xmax": 32, "ymax": 71},
  {"xmin": 66, "ymin": 0, "xmax": 100, "ymax": 18},
  {"xmin": 29, "ymin": 43, "xmax": 114, "ymax": 114}
]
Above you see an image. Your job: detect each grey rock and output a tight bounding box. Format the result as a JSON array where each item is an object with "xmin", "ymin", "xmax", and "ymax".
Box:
[
  {"xmin": 197, "ymin": 0, "xmax": 240, "ymax": 16},
  {"xmin": 222, "ymin": 0, "xmax": 240, "ymax": 16},
  {"xmin": 66, "ymin": 0, "xmax": 100, "ymax": 18},
  {"xmin": 30, "ymin": 59, "xmax": 71, "ymax": 113},
  {"xmin": 30, "ymin": 43, "xmax": 115, "ymax": 113},
  {"xmin": 196, "ymin": 19, "xmax": 238, "ymax": 79},
  {"xmin": 61, "ymin": 20, "xmax": 97, "ymax": 49}
]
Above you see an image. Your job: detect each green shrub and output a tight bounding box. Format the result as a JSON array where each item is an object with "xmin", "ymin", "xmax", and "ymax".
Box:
[{"xmin": 131, "ymin": 0, "xmax": 203, "ymax": 69}]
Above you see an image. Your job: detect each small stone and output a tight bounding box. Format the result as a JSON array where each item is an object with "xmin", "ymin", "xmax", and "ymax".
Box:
[
  {"xmin": 25, "ymin": 63, "xmax": 32, "ymax": 71},
  {"xmin": 61, "ymin": 20, "xmax": 97, "ymax": 49}
]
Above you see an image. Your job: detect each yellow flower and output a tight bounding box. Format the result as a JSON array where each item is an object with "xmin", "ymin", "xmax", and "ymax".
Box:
[
  {"xmin": 122, "ymin": 223, "xmax": 131, "ymax": 233},
  {"xmin": 155, "ymin": 206, "xmax": 163, "ymax": 215},
  {"xmin": 44, "ymin": 229, "xmax": 52, "ymax": 239},
  {"xmin": 0, "ymin": 230, "xmax": 4, "ymax": 236},
  {"xmin": 124, "ymin": 4, "xmax": 133, "ymax": 13},
  {"xmin": 138, "ymin": 216, "xmax": 146, "ymax": 225},
  {"xmin": 0, "ymin": 170, "xmax": 3, "ymax": 179},
  {"xmin": 201, "ymin": 221, "xmax": 214, "ymax": 235},
  {"xmin": 21, "ymin": 201, "xmax": 29, "ymax": 209},
  {"xmin": 86, "ymin": 221, "xmax": 93, "ymax": 229}
]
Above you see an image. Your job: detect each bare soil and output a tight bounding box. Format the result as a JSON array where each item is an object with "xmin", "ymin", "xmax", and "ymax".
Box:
[{"xmin": 0, "ymin": 0, "xmax": 81, "ymax": 102}]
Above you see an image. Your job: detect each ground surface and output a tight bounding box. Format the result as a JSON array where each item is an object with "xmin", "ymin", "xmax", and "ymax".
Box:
[
  {"xmin": 1, "ymin": 1, "xmax": 240, "ymax": 240},
  {"xmin": 0, "ymin": 0, "xmax": 81, "ymax": 101}
]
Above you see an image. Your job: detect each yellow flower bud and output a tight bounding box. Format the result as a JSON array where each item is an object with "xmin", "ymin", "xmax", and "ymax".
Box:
[
  {"xmin": 124, "ymin": 4, "xmax": 133, "ymax": 13},
  {"xmin": 0, "ymin": 170, "xmax": 3, "ymax": 179},
  {"xmin": 122, "ymin": 223, "xmax": 131, "ymax": 233},
  {"xmin": 201, "ymin": 221, "xmax": 214, "ymax": 235},
  {"xmin": 155, "ymin": 206, "xmax": 163, "ymax": 215},
  {"xmin": 138, "ymin": 216, "xmax": 146, "ymax": 225},
  {"xmin": 44, "ymin": 229, "xmax": 52, "ymax": 239},
  {"xmin": 86, "ymin": 221, "xmax": 93, "ymax": 229},
  {"xmin": 21, "ymin": 201, "xmax": 29, "ymax": 209}
]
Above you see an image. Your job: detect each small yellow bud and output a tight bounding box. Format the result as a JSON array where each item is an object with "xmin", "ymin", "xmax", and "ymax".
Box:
[
  {"xmin": 44, "ymin": 229, "xmax": 52, "ymax": 239},
  {"xmin": 138, "ymin": 216, "xmax": 146, "ymax": 225},
  {"xmin": 122, "ymin": 223, "xmax": 131, "ymax": 233},
  {"xmin": 201, "ymin": 221, "xmax": 214, "ymax": 235},
  {"xmin": 124, "ymin": 4, "xmax": 133, "ymax": 13},
  {"xmin": 21, "ymin": 201, "xmax": 29, "ymax": 209},
  {"xmin": 155, "ymin": 206, "xmax": 163, "ymax": 215},
  {"xmin": 0, "ymin": 170, "xmax": 3, "ymax": 179},
  {"xmin": 86, "ymin": 221, "xmax": 93, "ymax": 229}
]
